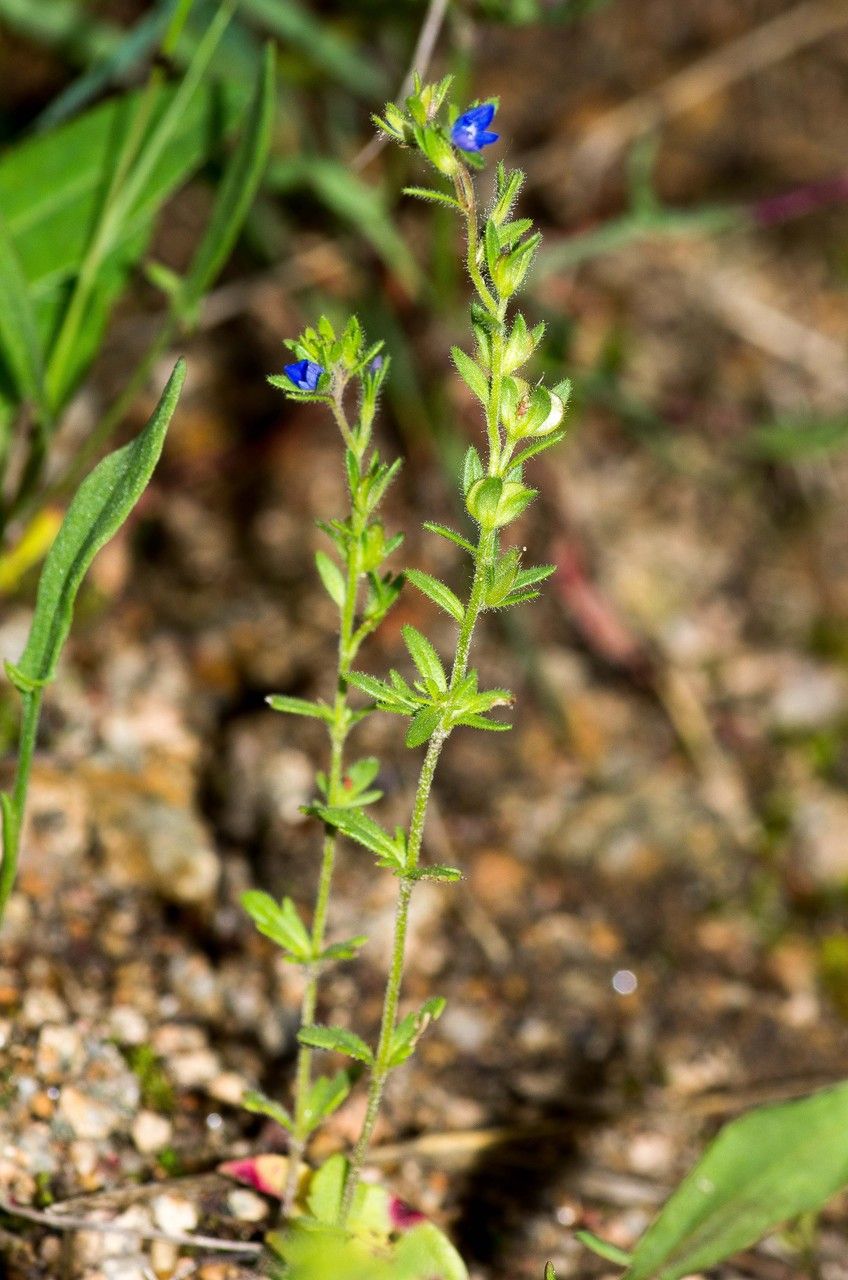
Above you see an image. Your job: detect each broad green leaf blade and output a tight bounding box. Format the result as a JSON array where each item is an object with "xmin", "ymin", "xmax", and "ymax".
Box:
[
  {"xmin": 16, "ymin": 360, "xmax": 185, "ymax": 685},
  {"xmin": 298, "ymin": 1024, "xmax": 373, "ymax": 1065},
  {"xmin": 405, "ymin": 569, "xmax": 464, "ymax": 624},
  {"xmin": 181, "ymin": 40, "xmax": 275, "ymax": 312},
  {"xmin": 0, "ymin": 211, "xmax": 47, "ymax": 420},
  {"xmin": 625, "ymin": 1080, "xmax": 848, "ymax": 1280},
  {"xmin": 394, "ymin": 1223, "xmax": 468, "ymax": 1280}
]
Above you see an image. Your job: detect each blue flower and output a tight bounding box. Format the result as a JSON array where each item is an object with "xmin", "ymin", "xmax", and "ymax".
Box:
[
  {"xmin": 284, "ymin": 359, "xmax": 323, "ymax": 391},
  {"xmin": 450, "ymin": 103, "xmax": 499, "ymax": 153}
]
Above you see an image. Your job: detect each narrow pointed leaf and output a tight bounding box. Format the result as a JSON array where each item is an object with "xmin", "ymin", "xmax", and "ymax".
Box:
[
  {"xmin": 576, "ymin": 1231, "xmax": 632, "ymax": 1265},
  {"xmin": 403, "ymin": 185, "xmax": 462, "ymax": 210},
  {"xmin": 405, "ymin": 704, "xmax": 443, "ymax": 748},
  {"xmin": 266, "ymin": 694, "xmax": 333, "ymax": 721},
  {"xmin": 241, "ymin": 891, "xmax": 312, "ymax": 961},
  {"xmin": 423, "ymin": 521, "xmax": 476, "ymax": 555},
  {"xmin": 181, "ymin": 41, "xmax": 275, "ymax": 311},
  {"xmin": 16, "ymin": 361, "xmax": 184, "ymax": 686},
  {"xmin": 451, "ymin": 346, "xmax": 488, "ymax": 406},
  {"xmin": 405, "ymin": 569, "xmax": 464, "ymax": 623},
  {"xmin": 298, "ymin": 1024, "xmax": 373, "ymax": 1065},
  {"xmin": 402, "ymin": 624, "xmax": 447, "ymax": 692},
  {"xmin": 242, "ymin": 1090, "xmax": 294, "ymax": 1134},
  {"xmin": 312, "ymin": 805, "xmax": 401, "ymax": 864},
  {"xmin": 315, "ymin": 549, "xmax": 346, "ymax": 609},
  {"xmin": 303, "ymin": 1070, "xmax": 351, "ymax": 1132}
]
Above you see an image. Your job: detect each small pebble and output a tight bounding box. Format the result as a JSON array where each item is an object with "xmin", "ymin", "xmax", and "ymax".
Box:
[
  {"xmin": 152, "ymin": 1192, "xmax": 198, "ymax": 1236},
  {"xmin": 131, "ymin": 1109, "xmax": 173, "ymax": 1154},
  {"xmin": 58, "ymin": 1085, "xmax": 120, "ymax": 1140},
  {"xmin": 227, "ymin": 1188, "xmax": 269, "ymax": 1223}
]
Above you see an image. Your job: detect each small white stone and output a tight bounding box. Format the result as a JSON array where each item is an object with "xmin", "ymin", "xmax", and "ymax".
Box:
[
  {"xmin": 227, "ymin": 1188, "xmax": 269, "ymax": 1223},
  {"xmin": 21, "ymin": 988, "xmax": 66, "ymax": 1027},
  {"xmin": 168, "ymin": 1049, "xmax": 221, "ymax": 1089},
  {"xmin": 58, "ymin": 1086, "xmax": 119, "ymax": 1140},
  {"xmin": 107, "ymin": 1005, "xmax": 149, "ymax": 1046},
  {"xmin": 131, "ymin": 1110, "xmax": 173, "ymax": 1154},
  {"xmin": 35, "ymin": 1024, "xmax": 83, "ymax": 1078},
  {"xmin": 151, "ymin": 1192, "xmax": 198, "ymax": 1236},
  {"xmin": 207, "ymin": 1071, "xmax": 248, "ymax": 1106}
]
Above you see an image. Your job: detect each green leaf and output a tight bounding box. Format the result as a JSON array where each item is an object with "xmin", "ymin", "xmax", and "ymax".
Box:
[
  {"xmin": 241, "ymin": 891, "xmax": 312, "ymax": 961},
  {"xmin": 462, "ymin": 446, "xmax": 484, "ymax": 496},
  {"xmin": 515, "ymin": 564, "xmax": 556, "ymax": 590},
  {"xmin": 266, "ymin": 693, "xmax": 333, "ymax": 721},
  {"xmin": 510, "ymin": 429, "xmax": 568, "ymax": 470},
  {"xmin": 456, "ymin": 714, "xmax": 512, "ymax": 732},
  {"xmin": 298, "ymin": 1025, "xmax": 373, "ymax": 1065},
  {"xmin": 412, "ymin": 864, "xmax": 462, "ymax": 882},
  {"xmin": 422, "ymin": 521, "xmax": 475, "ymax": 555},
  {"xmin": 576, "ymin": 1231, "xmax": 632, "ymax": 1265},
  {"xmin": 387, "ymin": 996, "xmax": 446, "ymax": 1067},
  {"xmin": 405, "ymin": 569, "xmax": 464, "ymax": 624},
  {"xmin": 305, "ymin": 1153, "xmax": 346, "ymax": 1223},
  {"xmin": 0, "ymin": 209, "xmax": 47, "ymax": 420},
  {"xmin": 544, "ymin": 1265, "xmax": 557, "ymax": 1280},
  {"xmin": 403, "ymin": 185, "xmax": 462, "ymax": 210},
  {"xmin": 312, "ymin": 805, "xmax": 403, "ymax": 866},
  {"xmin": 180, "ymin": 40, "xmax": 275, "ymax": 314},
  {"xmin": 451, "ymin": 346, "xmax": 488, "ymax": 406},
  {"xmin": 624, "ymin": 1080, "xmax": 848, "ymax": 1280},
  {"xmin": 242, "ymin": 1089, "xmax": 294, "ymax": 1134},
  {"xmin": 302, "ymin": 1071, "xmax": 352, "ymax": 1133},
  {"xmin": 319, "ymin": 934, "xmax": 368, "ymax": 962},
  {"xmin": 315, "ymin": 550, "xmax": 346, "ymax": 609},
  {"xmin": 15, "ymin": 361, "xmax": 183, "ymax": 685},
  {"xmin": 402, "ymin": 624, "xmax": 447, "ymax": 692},
  {"xmin": 405, "ymin": 705, "xmax": 443, "ymax": 749},
  {"xmin": 394, "ymin": 1223, "xmax": 468, "ymax": 1280}
]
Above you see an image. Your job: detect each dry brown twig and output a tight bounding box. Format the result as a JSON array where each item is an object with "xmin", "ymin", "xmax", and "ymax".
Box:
[
  {"xmin": 0, "ymin": 1195, "xmax": 263, "ymax": 1256},
  {"xmin": 352, "ymin": 0, "xmax": 450, "ymax": 170}
]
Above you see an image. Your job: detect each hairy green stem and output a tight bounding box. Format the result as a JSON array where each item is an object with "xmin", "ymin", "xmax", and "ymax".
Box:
[
  {"xmin": 340, "ymin": 154, "xmax": 507, "ymax": 1227},
  {"xmin": 283, "ymin": 421, "xmax": 363, "ymax": 1215},
  {"xmin": 0, "ymin": 689, "xmax": 44, "ymax": 926}
]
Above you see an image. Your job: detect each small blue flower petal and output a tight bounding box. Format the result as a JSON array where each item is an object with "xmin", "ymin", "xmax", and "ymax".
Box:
[
  {"xmin": 284, "ymin": 359, "xmax": 324, "ymax": 391},
  {"xmin": 451, "ymin": 103, "xmax": 499, "ymax": 153}
]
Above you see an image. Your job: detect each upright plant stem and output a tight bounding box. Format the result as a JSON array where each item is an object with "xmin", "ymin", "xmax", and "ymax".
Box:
[
  {"xmin": 0, "ymin": 689, "xmax": 44, "ymax": 925},
  {"xmin": 283, "ymin": 421, "xmax": 364, "ymax": 1215}
]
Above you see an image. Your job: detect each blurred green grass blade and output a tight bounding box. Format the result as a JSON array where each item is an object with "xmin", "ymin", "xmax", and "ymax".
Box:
[
  {"xmin": 16, "ymin": 359, "xmax": 185, "ymax": 686},
  {"xmin": 743, "ymin": 415, "xmax": 848, "ymax": 460},
  {"xmin": 239, "ymin": 0, "xmax": 386, "ymax": 97},
  {"xmin": 624, "ymin": 1081, "xmax": 848, "ymax": 1280},
  {"xmin": 181, "ymin": 41, "xmax": 275, "ymax": 313},
  {"xmin": 0, "ymin": 212, "xmax": 47, "ymax": 423},
  {"xmin": 267, "ymin": 157, "xmax": 419, "ymax": 291},
  {"xmin": 0, "ymin": 0, "xmax": 116, "ymax": 63},
  {"xmin": 33, "ymin": 1, "xmax": 179, "ymax": 132}
]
